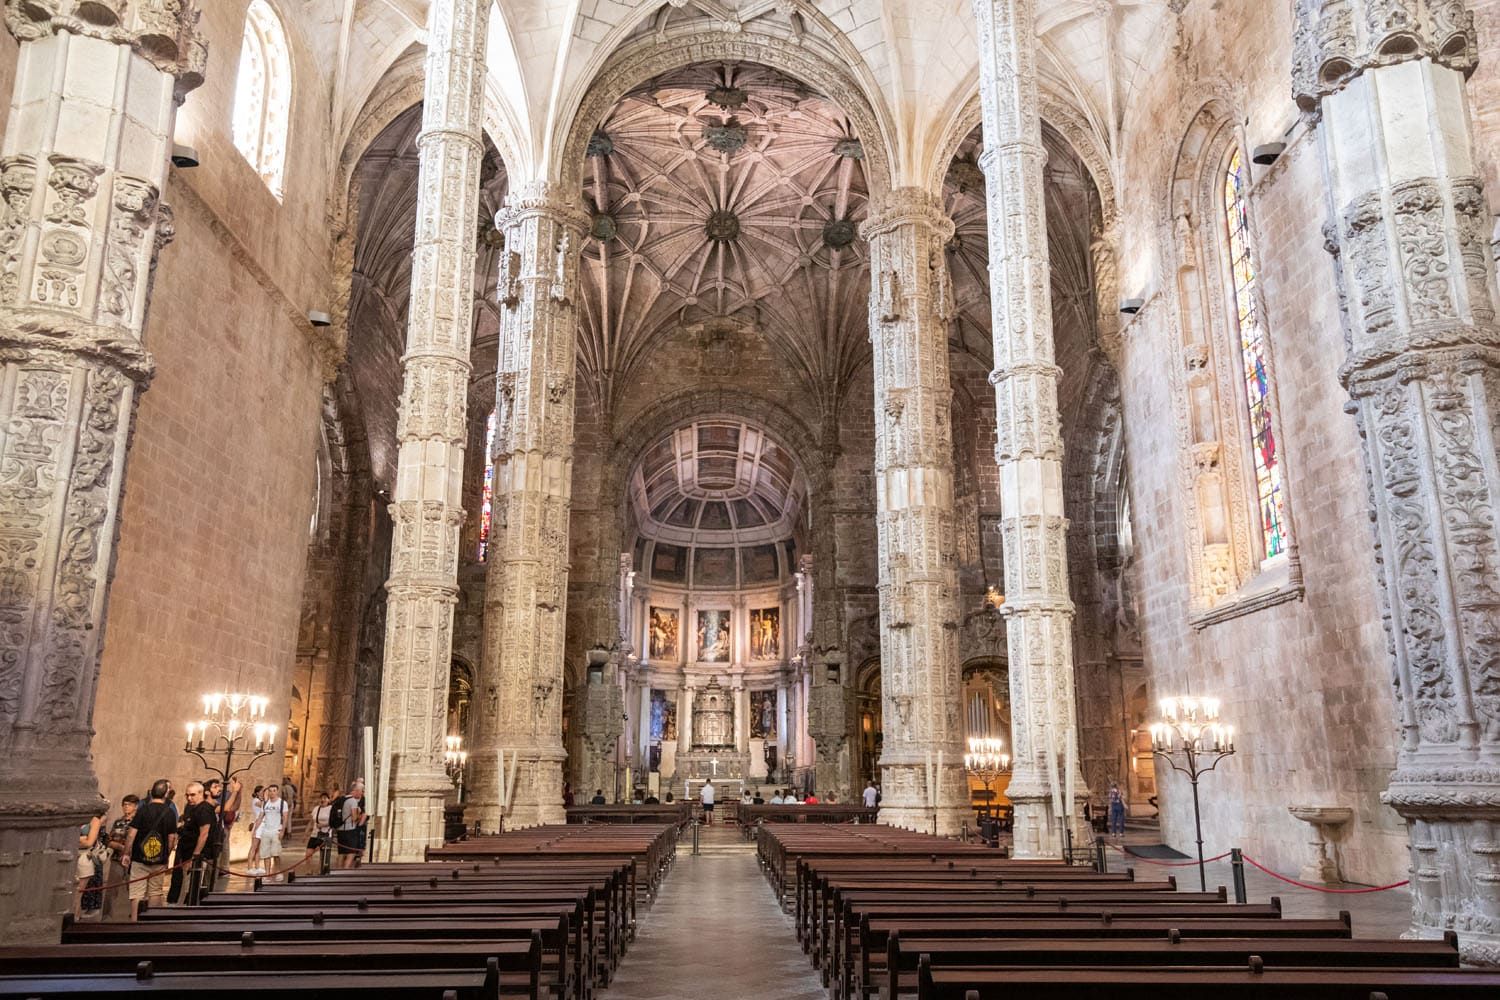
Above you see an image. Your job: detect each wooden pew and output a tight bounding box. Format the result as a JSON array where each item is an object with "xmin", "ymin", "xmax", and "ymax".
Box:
[
  {"xmin": 916, "ymin": 961, "xmax": 1500, "ymax": 1000},
  {"xmin": 889, "ymin": 933, "xmax": 1464, "ymax": 1000},
  {"xmin": 0, "ymin": 967, "xmax": 499, "ymax": 999},
  {"xmin": 0, "ymin": 938, "xmax": 542, "ymax": 1000}
]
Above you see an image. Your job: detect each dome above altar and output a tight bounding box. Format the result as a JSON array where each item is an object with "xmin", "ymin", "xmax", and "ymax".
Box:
[{"xmin": 629, "ymin": 419, "xmax": 807, "ymax": 548}]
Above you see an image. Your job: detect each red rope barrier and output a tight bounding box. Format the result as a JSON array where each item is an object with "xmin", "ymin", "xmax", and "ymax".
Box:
[
  {"xmin": 1119, "ymin": 845, "xmax": 1232, "ymax": 867},
  {"xmin": 1241, "ymin": 853, "xmax": 1410, "ymax": 894},
  {"xmin": 219, "ymin": 847, "xmax": 319, "ymax": 880},
  {"xmin": 77, "ymin": 857, "xmax": 192, "ymax": 894}
]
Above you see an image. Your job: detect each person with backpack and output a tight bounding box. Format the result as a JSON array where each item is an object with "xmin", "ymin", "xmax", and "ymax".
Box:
[
  {"xmin": 121, "ymin": 779, "xmax": 177, "ymax": 920},
  {"xmin": 332, "ymin": 779, "xmax": 365, "ymax": 869},
  {"xmin": 170, "ymin": 781, "xmax": 220, "ymax": 903}
]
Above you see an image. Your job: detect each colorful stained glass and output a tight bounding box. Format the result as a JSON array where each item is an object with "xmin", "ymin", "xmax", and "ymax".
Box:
[
  {"xmin": 1222, "ymin": 150, "xmax": 1287, "ymax": 558},
  {"xmin": 479, "ymin": 410, "xmax": 497, "ymax": 561}
]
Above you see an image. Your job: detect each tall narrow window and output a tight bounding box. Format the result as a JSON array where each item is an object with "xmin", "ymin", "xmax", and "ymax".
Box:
[
  {"xmin": 1222, "ymin": 149, "xmax": 1287, "ymax": 558},
  {"xmin": 232, "ymin": 0, "xmax": 291, "ymax": 198},
  {"xmin": 479, "ymin": 410, "xmax": 497, "ymax": 560}
]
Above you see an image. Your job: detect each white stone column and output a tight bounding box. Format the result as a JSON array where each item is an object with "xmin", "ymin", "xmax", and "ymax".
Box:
[
  {"xmin": 861, "ymin": 188, "xmax": 969, "ymax": 835},
  {"xmin": 378, "ymin": 0, "xmax": 490, "ymax": 860},
  {"xmin": 1294, "ymin": 1, "xmax": 1500, "ymax": 965},
  {"xmin": 0, "ymin": 1, "xmax": 203, "ymax": 940},
  {"xmin": 776, "ymin": 683, "xmax": 789, "ymax": 766},
  {"xmin": 679, "ymin": 682, "xmax": 695, "ymax": 751},
  {"xmin": 469, "ymin": 182, "xmax": 587, "ymax": 829},
  {"xmin": 973, "ymin": 0, "xmax": 1088, "ymax": 857},
  {"xmin": 638, "ymin": 680, "xmax": 651, "ymax": 771}
]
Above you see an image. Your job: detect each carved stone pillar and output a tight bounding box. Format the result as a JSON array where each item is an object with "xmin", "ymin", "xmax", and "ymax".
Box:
[
  {"xmin": 0, "ymin": 0, "xmax": 204, "ymax": 939},
  {"xmin": 469, "ymin": 182, "xmax": 587, "ymax": 829},
  {"xmin": 378, "ymin": 0, "xmax": 489, "ymax": 861},
  {"xmin": 577, "ymin": 672, "xmax": 623, "ymax": 802},
  {"xmin": 1294, "ymin": 0, "xmax": 1500, "ymax": 964},
  {"xmin": 860, "ymin": 188, "xmax": 969, "ymax": 835},
  {"xmin": 973, "ymin": 0, "xmax": 1089, "ymax": 858},
  {"xmin": 0, "ymin": 1, "xmax": 203, "ymax": 939}
]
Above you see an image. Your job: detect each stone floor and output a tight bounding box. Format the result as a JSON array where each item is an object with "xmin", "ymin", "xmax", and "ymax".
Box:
[
  {"xmin": 601, "ymin": 825, "xmax": 825, "ymax": 1000},
  {"xmin": 1102, "ymin": 822, "xmax": 1413, "ymax": 939}
]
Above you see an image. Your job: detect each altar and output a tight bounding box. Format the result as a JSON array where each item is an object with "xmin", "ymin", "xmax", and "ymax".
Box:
[{"xmin": 675, "ymin": 677, "xmax": 750, "ymax": 798}]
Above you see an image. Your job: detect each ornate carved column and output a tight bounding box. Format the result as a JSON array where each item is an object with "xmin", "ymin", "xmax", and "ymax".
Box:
[
  {"xmin": 469, "ymin": 183, "xmax": 587, "ymax": 829},
  {"xmin": 1294, "ymin": 1, "xmax": 1500, "ymax": 964},
  {"xmin": 860, "ymin": 188, "xmax": 969, "ymax": 835},
  {"xmin": 0, "ymin": 0, "xmax": 203, "ymax": 940},
  {"xmin": 378, "ymin": 0, "xmax": 489, "ymax": 861},
  {"xmin": 973, "ymin": 0, "xmax": 1089, "ymax": 858},
  {"xmin": 0, "ymin": 1, "xmax": 202, "ymax": 939}
]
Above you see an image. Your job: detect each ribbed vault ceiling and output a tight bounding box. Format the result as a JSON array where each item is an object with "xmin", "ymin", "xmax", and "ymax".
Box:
[{"xmin": 578, "ymin": 62, "xmax": 871, "ymax": 415}]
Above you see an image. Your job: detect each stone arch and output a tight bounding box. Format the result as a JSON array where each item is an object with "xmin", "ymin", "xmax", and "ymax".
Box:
[
  {"xmin": 555, "ymin": 29, "xmax": 895, "ymax": 198},
  {"xmin": 928, "ymin": 90, "xmax": 1118, "ymax": 227},
  {"xmin": 1160, "ymin": 101, "xmax": 1302, "ymax": 618}
]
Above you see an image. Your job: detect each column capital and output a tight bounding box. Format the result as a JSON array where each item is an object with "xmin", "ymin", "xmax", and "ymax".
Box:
[
  {"xmin": 496, "ymin": 181, "xmax": 590, "ymax": 236},
  {"xmin": 1292, "ymin": 0, "xmax": 1477, "ymax": 112},
  {"xmin": 5, "ymin": 0, "xmax": 207, "ymax": 97},
  {"xmin": 860, "ymin": 187, "xmax": 954, "ymax": 243}
]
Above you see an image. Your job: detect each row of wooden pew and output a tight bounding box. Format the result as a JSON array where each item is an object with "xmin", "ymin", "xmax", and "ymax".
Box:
[
  {"xmin": 0, "ymin": 823, "xmax": 678, "ymax": 999},
  {"xmin": 758, "ymin": 824, "xmax": 1500, "ymax": 999}
]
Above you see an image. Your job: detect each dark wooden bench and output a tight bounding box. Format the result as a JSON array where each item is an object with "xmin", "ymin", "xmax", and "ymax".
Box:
[
  {"xmin": 916, "ymin": 961, "xmax": 1500, "ymax": 999},
  {"xmin": 0, "ymin": 938, "xmax": 542, "ymax": 1000},
  {"xmin": 889, "ymin": 933, "xmax": 1463, "ymax": 1000},
  {"xmin": 0, "ymin": 967, "xmax": 498, "ymax": 999}
]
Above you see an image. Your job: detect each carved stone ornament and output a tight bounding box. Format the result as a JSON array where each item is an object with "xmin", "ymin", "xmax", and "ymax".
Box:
[
  {"xmin": 3, "ymin": 0, "xmax": 208, "ymax": 96},
  {"xmin": 1292, "ymin": 0, "xmax": 1477, "ymax": 112}
]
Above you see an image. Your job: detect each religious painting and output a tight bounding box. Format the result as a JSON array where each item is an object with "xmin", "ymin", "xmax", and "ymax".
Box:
[
  {"xmin": 750, "ymin": 689, "xmax": 778, "ymax": 739},
  {"xmin": 696, "ymin": 609, "xmax": 731, "ymax": 662},
  {"xmin": 648, "ymin": 607, "xmax": 679, "ymax": 660},
  {"xmin": 650, "ymin": 689, "xmax": 677, "ymax": 743},
  {"xmin": 749, "ymin": 607, "xmax": 780, "ymax": 659}
]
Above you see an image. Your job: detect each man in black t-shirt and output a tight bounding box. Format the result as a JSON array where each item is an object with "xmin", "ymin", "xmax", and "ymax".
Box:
[
  {"xmin": 122, "ymin": 779, "xmax": 177, "ymax": 920},
  {"xmin": 174, "ymin": 782, "xmax": 218, "ymax": 903}
]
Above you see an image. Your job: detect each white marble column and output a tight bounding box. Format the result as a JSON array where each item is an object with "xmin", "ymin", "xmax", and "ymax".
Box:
[
  {"xmin": 638, "ymin": 680, "xmax": 651, "ymax": 772},
  {"xmin": 1294, "ymin": 0, "xmax": 1500, "ymax": 965},
  {"xmin": 860, "ymin": 188, "xmax": 969, "ymax": 835},
  {"xmin": 973, "ymin": 0, "xmax": 1088, "ymax": 857},
  {"xmin": 469, "ymin": 182, "xmax": 587, "ymax": 829},
  {"xmin": 679, "ymin": 682, "xmax": 695, "ymax": 752},
  {"xmin": 0, "ymin": 1, "xmax": 203, "ymax": 939},
  {"xmin": 379, "ymin": 0, "xmax": 490, "ymax": 860}
]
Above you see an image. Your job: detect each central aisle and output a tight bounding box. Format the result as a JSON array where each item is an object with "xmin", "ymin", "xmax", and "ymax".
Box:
[{"xmin": 601, "ymin": 826, "xmax": 825, "ymax": 1000}]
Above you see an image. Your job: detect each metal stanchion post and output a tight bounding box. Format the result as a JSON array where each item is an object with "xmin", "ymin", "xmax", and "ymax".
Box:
[
  {"xmin": 691, "ymin": 818, "xmax": 700, "ymax": 856},
  {"xmin": 1230, "ymin": 847, "xmax": 1248, "ymax": 904},
  {"xmin": 185, "ymin": 856, "xmax": 206, "ymax": 906},
  {"xmin": 320, "ymin": 839, "xmax": 333, "ymax": 875},
  {"xmin": 1095, "ymin": 840, "xmax": 1107, "ymax": 874},
  {"xmin": 1065, "ymin": 827, "xmax": 1075, "ymax": 864}
]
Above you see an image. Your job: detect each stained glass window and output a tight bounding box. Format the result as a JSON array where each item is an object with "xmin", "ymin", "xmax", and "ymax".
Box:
[
  {"xmin": 1222, "ymin": 149, "xmax": 1287, "ymax": 559},
  {"xmin": 479, "ymin": 410, "xmax": 497, "ymax": 561},
  {"xmin": 232, "ymin": 1, "xmax": 291, "ymax": 199}
]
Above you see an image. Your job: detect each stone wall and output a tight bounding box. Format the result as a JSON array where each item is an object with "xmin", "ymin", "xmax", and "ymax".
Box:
[
  {"xmin": 86, "ymin": 0, "xmax": 334, "ymax": 809},
  {"xmin": 1111, "ymin": 1, "xmax": 1409, "ymax": 883}
]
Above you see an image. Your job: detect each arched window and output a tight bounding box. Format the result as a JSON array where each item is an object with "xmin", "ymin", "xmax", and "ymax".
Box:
[
  {"xmin": 232, "ymin": 0, "xmax": 291, "ymax": 199},
  {"xmin": 1221, "ymin": 149, "xmax": 1287, "ymax": 559},
  {"xmin": 478, "ymin": 410, "xmax": 497, "ymax": 560}
]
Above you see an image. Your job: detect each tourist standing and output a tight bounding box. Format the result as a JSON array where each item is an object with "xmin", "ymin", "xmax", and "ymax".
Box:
[
  {"xmin": 255, "ymin": 783, "xmax": 288, "ymax": 880},
  {"xmin": 102, "ymin": 794, "xmax": 138, "ymax": 921},
  {"xmin": 335, "ymin": 779, "xmax": 366, "ymax": 869},
  {"xmin": 863, "ymin": 781, "xmax": 878, "ymax": 809},
  {"xmin": 246, "ymin": 784, "xmax": 264, "ymax": 872},
  {"xmin": 221, "ymin": 776, "xmax": 242, "ymax": 832},
  {"xmin": 175, "ymin": 782, "xmax": 218, "ymax": 902},
  {"xmin": 74, "ymin": 803, "xmax": 106, "ymax": 921},
  {"xmin": 1107, "ymin": 781, "xmax": 1128, "ymax": 838},
  {"xmin": 311, "ymin": 792, "xmax": 334, "ymax": 848},
  {"xmin": 121, "ymin": 779, "xmax": 176, "ymax": 920},
  {"xmin": 700, "ymin": 779, "xmax": 715, "ymax": 826}
]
